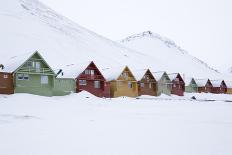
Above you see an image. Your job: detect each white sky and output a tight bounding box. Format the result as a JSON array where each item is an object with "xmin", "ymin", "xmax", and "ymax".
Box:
[{"xmin": 40, "ymin": 0, "xmax": 232, "ymax": 72}]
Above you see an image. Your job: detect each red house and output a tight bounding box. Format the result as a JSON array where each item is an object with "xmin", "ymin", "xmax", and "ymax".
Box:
[
  {"xmin": 211, "ymin": 80, "xmax": 227, "ymax": 94},
  {"xmin": 168, "ymin": 73, "xmax": 185, "ymax": 96},
  {"xmin": 60, "ymin": 61, "xmax": 110, "ymax": 98},
  {"xmin": 195, "ymin": 79, "xmax": 213, "ymax": 93}
]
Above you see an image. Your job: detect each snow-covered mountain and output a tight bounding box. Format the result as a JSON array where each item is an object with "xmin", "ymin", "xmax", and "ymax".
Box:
[
  {"xmin": 121, "ymin": 31, "xmax": 231, "ymax": 80},
  {"xmin": 0, "ymin": 0, "xmax": 230, "ymax": 80}
]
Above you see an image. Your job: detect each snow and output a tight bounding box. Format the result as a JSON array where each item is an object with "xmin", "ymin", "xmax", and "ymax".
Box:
[
  {"xmin": 195, "ymin": 79, "xmax": 209, "ymax": 87},
  {"xmin": 211, "ymin": 80, "xmax": 223, "ymax": 87},
  {"xmin": 121, "ymin": 31, "xmax": 232, "ymax": 81},
  {"xmin": 1, "ymin": 92, "xmax": 232, "ymax": 155}
]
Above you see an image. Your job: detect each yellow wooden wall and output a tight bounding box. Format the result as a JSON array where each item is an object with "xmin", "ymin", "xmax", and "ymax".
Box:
[
  {"xmin": 110, "ymin": 81, "xmax": 138, "ymax": 98},
  {"xmin": 227, "ymin": 88, "xmax": 232, "ymax": 94}
]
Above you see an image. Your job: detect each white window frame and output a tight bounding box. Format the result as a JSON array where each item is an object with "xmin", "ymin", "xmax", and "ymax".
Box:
[
  {"xmin": 41, "ymin": 75, "xmax": 48, "ymax": 84},
  {"xmin": 140, "ymin": 82, "xmax": 144, "ymax": 88},
  {"xmin": 128, "ymin": 82, "xmax": 133, "ymax": 88},
  {"xmin": 3, "ymin": 74, "xmax": 8, "ymax": 79},
  {"xmin": 94, "ymin": 81, "xmax": 100, "ymax": 89},
  {"xmin": 79, "ymin": 80, "xmax": 87, "ymax": 86}
]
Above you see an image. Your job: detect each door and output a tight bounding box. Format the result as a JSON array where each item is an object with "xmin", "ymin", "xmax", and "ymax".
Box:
[{"xmin": 35, "ymin": 62, "xmax": 41, "ymax": 72}]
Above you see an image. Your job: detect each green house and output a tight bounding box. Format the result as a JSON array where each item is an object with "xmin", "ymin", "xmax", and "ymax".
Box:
[
  {"xmin": 185, "ymin": 78, "xmax": 198, "ymax": 93},
  {"xmin": 3, "ymin": 51, "xmax": 75, "ymax": 96},
  {"xmin": 153, "ymin": 71, "xmax": 172, "ymax": 96}
]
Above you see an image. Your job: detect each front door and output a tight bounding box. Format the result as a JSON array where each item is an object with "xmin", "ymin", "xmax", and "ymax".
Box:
[{"xmin": 35, "ymin": 62, "xmax": 41, "ymax": 72}]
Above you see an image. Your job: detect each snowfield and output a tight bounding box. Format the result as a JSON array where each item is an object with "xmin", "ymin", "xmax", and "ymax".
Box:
[{"xmin": 1, "ymin": 92, "xmax": 232, "ymax": 155}]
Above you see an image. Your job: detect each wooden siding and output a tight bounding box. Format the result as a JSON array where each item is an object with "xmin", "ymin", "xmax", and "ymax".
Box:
[
  {"xmin": 14, "ymin": 52, "xmax": 55, "ymax": 96},
  {"xmin": 76, "ymin": 62, "xmax": 110, "ymax": 98},
  {"xmin": 110, "ymin": 66, "xmax": 138, "ymax": 98},
  {"xmin": 53, "ymin": 78, "xmax": 76, "ymax": 96},
  {"xmin": 227, "ymin": 88, "xmax": 232, "ymax": 94},
  {"xmin": 138, "ymin": 70, "xmax": 157, "ymax": 96},
  {"xmin": 156, "ymin": 73, "xmax": 172, "ymax": 96},
  {"xmin": 0, "ymin": 72, "xmax": 14, "ymax": 94},
  {"xmin": 170, "ymin": 74, "xmax": 185, "ymax": 96},
  {"xmin": 212, "ymin": 81, "xmax": 227, "ymax": 94},
  {"xmin": 198, "ymin": 80, "xmax": 213, "ymax": 93}
]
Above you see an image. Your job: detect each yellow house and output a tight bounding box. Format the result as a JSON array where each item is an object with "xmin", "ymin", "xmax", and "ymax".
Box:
[
  {"xmin": 101, "ymin": 66, "xmax": 138, "ymax": 98},
  {"xmin": 225, "ymin": 81, "xmax": 232, "ymax": 94}
]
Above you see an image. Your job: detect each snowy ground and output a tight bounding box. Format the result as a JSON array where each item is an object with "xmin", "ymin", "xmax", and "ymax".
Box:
[{"xmin": 0, "ymin": 92, "xmax": 232, "ymax": 155}]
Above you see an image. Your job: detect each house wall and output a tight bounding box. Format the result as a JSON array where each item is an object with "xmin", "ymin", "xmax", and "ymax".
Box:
[
  {"xmin": 212, "ymin": 87, "xmax": 227, "ymax": 94},
  {"xmin": 0, "ymin": 72, "xmax": 14, "ymax": 94},
  {"xmin": 171, "ymin": 81, "xmax": 185, "ymax": 96},
  {"xmin": 185, "ymin": 85, "xmax": 198, "ymax": 93},
  {"xmin": 110, "ymin": 81, "xmax": 138, "ymax": 98},
  {"xmin": 157, "ymin": 78, "xmax": 171, "ymax": 96},
  {"xmin": 77, "ymin": 80, "xmax": 108, "ymax": 97},
  {"xmin": 138, "ymin": 82, "xmax": 157, "ymax": 96},
  {"xmin": 14, "ymin": 73, "xmax": 54, "ymax": 96},
  {"xmin": 53, "ymin": 78, "xmax": 76, "ymax": 96},
  {"xmin": 227, "ymin": 88, "xmax": 232, "ymax": 94}
]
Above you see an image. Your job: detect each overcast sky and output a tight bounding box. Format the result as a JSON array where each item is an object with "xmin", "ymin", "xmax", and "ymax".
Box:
[{"xmin": 40, "ymin": 0, "xmax": 232, "ymax": 72}]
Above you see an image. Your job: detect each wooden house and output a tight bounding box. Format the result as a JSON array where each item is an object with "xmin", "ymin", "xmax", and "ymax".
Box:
[
  {"xmin": 168, "ymin": 73, "xmax": 185, "ymax": 96},
  {"xmin": 225, "ymin": 81, "xmax": 232, "ymax": 94},
  {"xmin": 185, "ymin": 78, "xmax": 198, "ymax": 93},
  {"xmin": 134, "ymin": 69, "xmax": 157, "ymax": 96},
  {"xmin": 195, "ymin": 79, "xmax": 213, "ymax": 93},
  {"xmin": 153, "ymin": 71, "xmax": 172, "ymax": 96},
  {"xmin": 60, "ymin": 61, "xmax": 110, "ymax": 98},
  {"xmin": 211, "ymin": 80, "xmax": 227, "ymax": 94},
  {"xmin": 101, "ymin": 66, "xmax": 138, "ymax": 98},
  {"xmin": 0, "ymin": 64, "xmax": 14, "ymax": 94}
]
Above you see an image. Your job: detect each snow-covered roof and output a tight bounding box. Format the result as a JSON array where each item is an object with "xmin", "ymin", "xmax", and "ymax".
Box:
[
  {"xmin": 152, "ymin": 71, "xmax": 169, "ymax": 81},
  {"xmin": 195, "ymin": 79, "xmax": 209, "ymax": 87},
  {"xmin": 211, "ymin": 80, "xmax": 223, "ymax": 87},
  {"xmin": 167, "ymin": 73, "xmax": 179, "ymax": 81},
  {"xmin": 185, "ymin": 78, "xmax": 196, "ymax": 86},
  {"xmin": 225, "ymin": 81, "xmax": 232, "ymax": 88},
  {"xmin": 58, "ymin": 61, "xmax": 92, "ymax": 79},
  {"xmin": 2, "ymin": 51, "xmax": 35, "ymax": 73},
  {"xmin": 100, "ymin": 66, "xmax": 136, "ymax": 81},
  {"xmin": 132, "ymin": 69, "xmax": 148, "ymax": 81}
]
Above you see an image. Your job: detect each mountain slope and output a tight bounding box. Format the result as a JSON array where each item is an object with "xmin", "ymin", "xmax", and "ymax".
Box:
[
  {"xmin": 0, "ymin": 0, "xmax": 230, "ymax": 80},
  {"xmin": 120, "ymin": 31, "xmax": 230, "ymax": 80}
]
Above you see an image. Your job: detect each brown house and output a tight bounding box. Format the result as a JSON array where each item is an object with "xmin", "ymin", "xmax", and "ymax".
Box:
[
  {"xmin": 225, "ymin": 81, "xmax": 232, "ymax": 94},
  {"xmin": 211, "ymin": 80, "xmax": 227, "ymax": 94},
  {"xmin": 168, "ymin": 73, "xmax": 185, "ymax": 96},
  {"xmin": 60, "ymin": 61, "xmax": 110, "ymax": 98},
  {"xmin": 195, "ymin": 79, "xmax": 213, "ymax": 93},
  {"xmin": 134, "ymin": 69, "xmax": 157, "ymax": 96},
  {"xmin": 0, "ymin": 71, "xmax": 14, "ymax": 94}
]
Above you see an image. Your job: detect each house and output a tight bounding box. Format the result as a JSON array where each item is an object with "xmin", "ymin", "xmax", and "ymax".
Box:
[
  {"xmin": 211, "ymin": 80, "xmax": 227, "ymax": 94},
  {"xmin": 225, "ymin": 81, "xmax": 232, "ymax": 94},
  {"xmin": 1, "ymin": 51, "xmax": 57, "ymax": 96},
  {"xmin": 60, "ymin": 61, "xmax": 110, "ymax": 98},
  {"xmin": 101, "ymin": 66, "xmax": 138, "ymax": 98},
  {"xmin": 0, "ymin": 64, "xmax": 14, "ymax": 94},
  {"xmin": 168, "ymin": 73, "xmax": 185, "ymax": 96},
  {"xmin": 153, "ymin": 71, "xmax": 172, "ymax": 96},
  {"xmin": 185, "ymin": 78, "xmax": 198, "ymax": 93},
  {"xmin": 0, "ymin": 51, "xmax": 73, "ymax": 96},
  {"xmin": 134, "ymin": 69, "xmax": 157, "ymax": 96},
  {"xmin": 195, "ymin": 79, "xmax": 213, "ymax": 93}
]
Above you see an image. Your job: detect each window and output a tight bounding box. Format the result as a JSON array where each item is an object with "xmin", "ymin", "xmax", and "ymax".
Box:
[
  {"xmin": 27, "ymin": 61, "xmax": 34, "ymax": 67},
  {"xmin": 18, "ymin": 74, "xmax": 29, "ymax": 80},
  {"xmin": 122, "ymin": 72, "xmax": 128, "ymax": 79},
  {"xmin": 94, "ymin": 81, "xmax": 100, "ymax": 88},
  {"xmin": 3, "ymin": 74, "xmax": 8, "ymax": 79},
  {"xmin": 173, "ymin": 84, "xmax": 176, "ymax": 88},
  {"xmin": 140, "ymin": 82, "xmax": 144, "ymax": 88},
  {"xmin": 79, "ymin": 80, "xmax": 87, "ymax": 86},
  {"xmin": 90, "ymin": 70, "xmax": 94, "ymax": 75},
  {"xmin": 41, "ymin": 75, "xmax": 48, "ymax": 84},
  {"xmin": 24, "ymin": 74, "xmax": 29, "ymax": 80},
  {"xmin": 128, "ymin": 82, "xmax": 133, "ymax": 88},
  {"xmin": 85, "ymin": 70, "xmax": 94, "ymax": 75},
  {"xmin": 35, "ymin": 62, "xmax": 41, "ymax": 72},
  {"xmin": 149, "ymin": 83, "xmax": 152, "ymax": 89},
  {"xmin": 85, "ymin": 70, "xmax": 90, "ymax": 74}
]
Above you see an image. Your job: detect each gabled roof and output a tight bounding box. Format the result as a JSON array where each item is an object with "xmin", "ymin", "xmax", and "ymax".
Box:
[
  {"xmin": 133, "ymin": 69, "xmax": 155, "ymax": 81},
  {"xmin": 195, "ymin": 79, "xmax": 210, "ymax": 87},
  {"xmin": 225, "ymin": 81, "xmax": 232, "ymax": 88},
  {"xmin": 101, "ymin": 66, "xmax": 136, "ymax": 81},
  {"xmin": 58, "ymin": 61, "xmax": 92, "ymax": 79},
  {"xmin": 185, "ymin": 78, "xmax": 197, "ymax": 86},
  {"xmin": 1, "ymin": 51, "xmax": 55, "ymax": 74},
  {"xmin": 211, "ymin": 80, "xmax": 225, "ymax": 87},
  {"xmin": 152, "ymin": 71, "xmax": 170, "ymax": 81}
]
